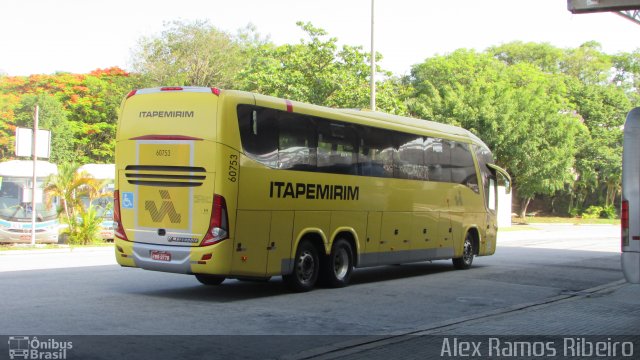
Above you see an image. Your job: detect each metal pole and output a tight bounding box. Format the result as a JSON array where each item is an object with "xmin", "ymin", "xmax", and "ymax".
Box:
[
  {"xmin": 31, "ymin": 105, "xmax": 38, "ymax": 246},
  {"xmin": 370, "ymin": 0, "xmax": 376, "ymax": 111}
]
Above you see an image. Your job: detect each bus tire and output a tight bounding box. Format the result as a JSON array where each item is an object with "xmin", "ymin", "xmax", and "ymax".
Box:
[
  {"xmin": 453, "ymin": 232, "xmax": 474, "ymax": 270},
  {"xmin": 283, "ymin": 240, "xmax": 319, "ymax": 292},
  {"xmin": 195, "ymin": 274, "xmax": 225, "ymax": 286},
  {"xmin": 321, "ymin": 238, "xmax": 354, "ymax": 288}
]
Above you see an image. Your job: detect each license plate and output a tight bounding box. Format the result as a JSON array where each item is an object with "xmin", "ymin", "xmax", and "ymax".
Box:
[{"xmin": 150, "ymin": 250, "xmax": 171, "ymax": 262}]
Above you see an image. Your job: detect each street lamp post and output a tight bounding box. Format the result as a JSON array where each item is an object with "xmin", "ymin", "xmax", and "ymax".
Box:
[{"xmin": 370, "ymin": 0, "xmax": 376, "ymax": 111}]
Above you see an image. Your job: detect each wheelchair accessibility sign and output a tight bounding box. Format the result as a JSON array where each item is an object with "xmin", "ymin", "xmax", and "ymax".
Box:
[{"xmin": 122, "ymin": 192, "xmax": 134, "ymax": 209}]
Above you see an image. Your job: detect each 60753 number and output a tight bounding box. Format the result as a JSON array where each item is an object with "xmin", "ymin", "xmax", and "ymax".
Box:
[{"xmin": 228, "ymin": 154, "xmax": 238, "ymax": 182}]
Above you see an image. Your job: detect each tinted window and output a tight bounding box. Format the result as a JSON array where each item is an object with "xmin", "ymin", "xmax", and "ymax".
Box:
[
  {"xmin": 278, "ymin": 114, "xmax": 316, "ymax": 171},
  {"xmin": 238, "ymin": 105, "xmax": 278, "ymax": 167},
  {"xmin": 317, "ymin": 120, "xmax": 358, "ymax": 175},
  {"xmin": 360, "ymin": 127, "xmax": 394, "ymax": 178},
  {"xmin": 395, "ymin": 134, "xmax": 426, "ymax": 180},
  {"xmin": 425, "ymin": 137, "xmax": 451, "ymax": 182},
  {"xmin": 237, "ymin": 105, "xmax": 486, "ymax": 191},
  {"xmin": 451, "ymin": 142, "xmax": 479, "ymax": 192}
]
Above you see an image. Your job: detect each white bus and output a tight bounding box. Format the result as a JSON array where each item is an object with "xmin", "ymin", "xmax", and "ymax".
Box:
[
  {"xmin": 622, "ymin": 107, "xmax": 640, "ymax": 283},
  {"xmin": 0, "ymin": 160, "xmax": 59, "ymax": 243},
  {"xmin": 77, "ymin": 164, "xmax": 115, "ymax": 241}
]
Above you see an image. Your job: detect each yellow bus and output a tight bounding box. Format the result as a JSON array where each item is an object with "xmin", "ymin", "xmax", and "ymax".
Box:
[{"xmin": 114, "ymin": 87, "xmax": 510, "ymax": 291}]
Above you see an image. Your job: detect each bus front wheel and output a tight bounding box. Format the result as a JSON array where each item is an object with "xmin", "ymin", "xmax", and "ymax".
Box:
[
  {"xmin": 283, "ymin": 240, "xmax": 319, "ymax": 292},
  {"xmin": 195, "ymin": 274, "xmax": 225, "ymax": 286},
  {"xmin": 453, "ymin": 233, "xmax": 475, "ymax": 270},
  {"xmin": 321, "ymin": 238, "xmax": 354, "ymax": 288}
]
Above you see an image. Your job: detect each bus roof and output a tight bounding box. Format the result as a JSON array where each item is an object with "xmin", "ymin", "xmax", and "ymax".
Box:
[
  {"xmin": 77, "ymin": 164, "xmax": 115, "ymax": 180},
  {"xmin": 0, "ymin": 160, "xmax": 58, "ymax": 177}
]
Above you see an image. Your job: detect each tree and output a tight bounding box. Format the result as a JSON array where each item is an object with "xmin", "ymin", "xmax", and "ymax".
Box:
[
  {"xmin": 44, "ymin": 163, "xmax": 108, "ymax": 244},
  {"xmin": 408, "ymin": 50, "xmax": 586, "ymax": 217},
  {"xmin": 562, "ymin": 41, "xmax": 612, "ymax": 85},
  {"xmin": 0, "ymin": 68, "xmax": 138, "ymax": 164},
  {"xmin": 12, "ymin": 94, "xmax": 75, "ymax": 164},
  {"xmin": 238, "ymin": 22, "xmax": 407, "ymax": 114},
  {"xmin": 488, "ymin": 41, "xmax": 565, "ymax": 74},
  {"xmin": 569, "ymin": 82, "xmax": 630, "ymax": 210},
  {"xmin": 131, "ymin": 20, "xmax": 246, "ymax": 88}
]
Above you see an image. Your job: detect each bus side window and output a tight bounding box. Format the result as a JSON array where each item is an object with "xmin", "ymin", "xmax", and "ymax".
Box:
[
  {"xmin": 361, "ymin": 127, "xmax": 394, "ymax": 178},
  {"xmin": 395, "ymin": 134, "xmax": 426, "ymax": 180},
  {"xmin": 425, "ymin": 137, "xmax": 451, "ymax": 183},
  {"xmin": 451, "ymin": 142, "xmax": 479, "ymax": 192},
  {"xmin": 237, "ymin": 105, "xmax": 278, "ymax": 168},
  {"xmin": 317, "ymin": 120, "xmax": 358, "ymax": 175},
  {"xmin": 278, "ymin": 113, "xmax": 316, "ymax": 171}
]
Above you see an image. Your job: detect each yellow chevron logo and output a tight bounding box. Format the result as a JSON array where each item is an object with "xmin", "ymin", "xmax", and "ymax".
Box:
[{"xmin": 144, "ymin": 190, "xmax": 182, "ymax": 223}]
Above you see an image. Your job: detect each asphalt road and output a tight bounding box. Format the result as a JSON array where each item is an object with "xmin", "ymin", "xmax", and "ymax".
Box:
[{"xmin": 0, "ymin": 224, "xmax": 623, "ymax": 358}]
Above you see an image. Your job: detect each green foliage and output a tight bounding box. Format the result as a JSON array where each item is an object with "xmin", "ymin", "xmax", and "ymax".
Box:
[
  {"xmin": 580, "ymin": 205, "xmax": 618, "ymax": 220},
  {"xmin": 408, "ymin": 49, "xmax": 585, "ymax": 216},
  {"xmin": 0, "ymin": 68, "xmax": 141, "ymax": 163},
  {"xmin": 61, "ymin": 206, "xmax": 102, "ymax": 245},
  {"xmin": 12, "ymin": 94, "xmax": 74, "ymax": 164},
  {"xmin": 45, "ymin": 163, "xmax": 111, "ymax": 244},
  {"xmin": 581, "ymin": 205, "xmax": 603, "ymax": 219},
  {"xmin": 132, "ymin": 20, "xmax": 245, "ymax": 88},
  {"xmin": 601, "ymin": 205, "xmax": 618, "ymax": 219},
  {"xmin": 237, "ymin": 21, "xmax": 406, "ymax": 114}
]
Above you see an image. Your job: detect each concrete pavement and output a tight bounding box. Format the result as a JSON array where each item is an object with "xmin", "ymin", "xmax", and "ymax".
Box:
[
  {"xmin": 0, "ymin": 245, "xmax": 114, "ymax": 272},
  {"xmin": 287, "ymin": 224, "xmax": 639, "ymax": 359},
  {"xmin": 1, "ymin": 224, "xmax": 637, "ymax": 359}
]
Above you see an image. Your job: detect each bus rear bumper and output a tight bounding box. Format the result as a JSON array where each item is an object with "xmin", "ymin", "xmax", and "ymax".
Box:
[
  {"xmin": 116, "ymin": 242, "xmax": 193, "ymax": 274},
  {"xmin": 114, "ymin": 238, "xmax": 232, "ymax": 275}
]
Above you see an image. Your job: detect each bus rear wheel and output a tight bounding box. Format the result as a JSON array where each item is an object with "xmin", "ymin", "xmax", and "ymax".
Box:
[
  {"xmin": 283, "ymin": 240, "xmax": 319, "ymax": 292},
  {"xmin": 453, "ymin": 232, "xmax": 475, "ymax": 270},
  {"xmin": 195, "ymin": 274, "xmax": 225, "ymax": 286},
  {"xmin": 321, "ymin": 238, "xmax": 354, "ymax": 288}
]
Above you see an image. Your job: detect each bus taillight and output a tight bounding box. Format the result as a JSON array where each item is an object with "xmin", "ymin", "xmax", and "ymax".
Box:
[
  {"xmin": 622, "ymin": 200, "xmax": 629, "ymax": 249},
  {"xmin": 113, "ymin": 190, "xmax": 129, "ymax": 241},
  {"xmin": 201, "ymin": 194, "xmax": 228, "ymax": 246}
]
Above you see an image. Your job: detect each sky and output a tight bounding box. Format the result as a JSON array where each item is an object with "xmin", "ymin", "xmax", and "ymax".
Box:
[{"xmin": 1, "ymin": 0, "xmax": 639, "ymax": 77}]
